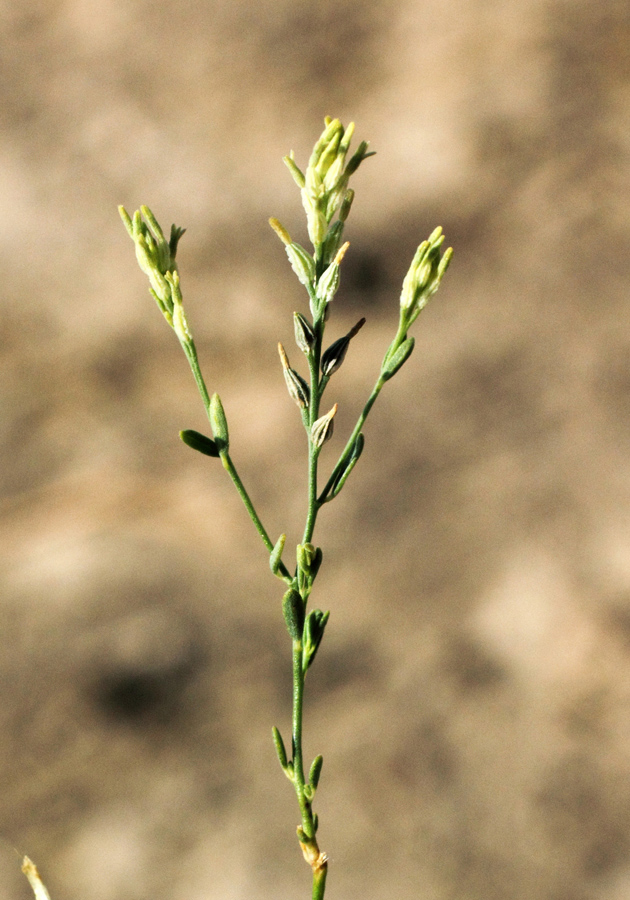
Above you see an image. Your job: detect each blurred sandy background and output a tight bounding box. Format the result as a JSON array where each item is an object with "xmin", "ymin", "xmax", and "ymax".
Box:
[{"xmin": 2, "ymin": 0, "xmax": 630, "ymax": 898}]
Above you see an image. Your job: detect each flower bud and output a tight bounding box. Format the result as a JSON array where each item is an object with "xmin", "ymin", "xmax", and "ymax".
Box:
[
  {"xmin": 311, "ymin": 404, "xmax": 338, "ymax": 449},
  {"xmin": 278, "ymin": 343, "xmax": 310, "ymax": 409},
  {"xmin": 210, "ymin": 393, "xmax": 229, "ymax": 452},
  {"xmin": 285, "ymin": 243, "xmax": 316, "ymax": 288},
  {"xmin": 283, "ymin": 153, "xmax": 306, "ymax": 188},
  {"xmin": 268, "ymin": 217, "xmax": 292, "ymax": 245},
  {"xmin": 297, "ymin": 543, "xmax": 323, "ymax": 578},
  {"xmin": 321, "ymin": 317, "xmax": 365, "ymax": 377},
  {"xmin": 269, "ymin": 533, "xmax": 287, "ymax": 576},
  {"xmin": 294, "ymin": 312, "xmax": 316, "ymax": 355},
  {"xmin": 315, "ymin": 243, "xmax": 349, "ymax": 305},
  {"xmin": 400, "ymin": 228, "xmax": 452, "ymax": 316}
]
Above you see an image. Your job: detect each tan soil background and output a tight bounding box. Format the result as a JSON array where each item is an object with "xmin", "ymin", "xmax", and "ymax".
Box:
[{"xmin": 2, "ymin": 1, "xmax": 630, "ymax": 898}]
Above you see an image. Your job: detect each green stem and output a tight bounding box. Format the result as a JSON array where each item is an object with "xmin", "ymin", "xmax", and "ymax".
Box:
[
  {"xmin": 319, "ymin": 315, "xmax": 409, "ymax": 503},
  {"xmin": 182, "ymin": 339, "xmax": 292, "ymax": 582},
  {"xmin": 292, "ymin": 640, "xmax": 310, "ymax": 829},
  {"xmin": 319, "ymin": 373, "xmax": 386, "ymax": 502},
  {"xmin": 302, "ymin": 313, "xmax": 324, "ymax": 545},
  {"xmin": 312, "ymin": 866, "xmax": 328, "ymax": 900}
]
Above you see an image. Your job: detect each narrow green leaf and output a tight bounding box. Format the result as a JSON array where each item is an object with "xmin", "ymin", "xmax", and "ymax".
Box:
[
  {"xmin": 331, "ymin": 432, "xmax": 364, "ymax": 497},
  {"xmin": 381, "ymin": 336, "xmax": 415, "ymax": 381},
  {"xmin": 179, "ymin": 429, "xmax": 220, "ymax": 458},
  {"xmin": 272, "ymin": 725, "xmax": 289, "ymax": 769},
  {"xmin": 282, "ymin": 589, "xmax": 305, "ymax": 641},
  {"xmin": 309, "ymin": 755, "xmax": 324, "ymax": 789},
  {"xmin": 303, "ymin": 609, "xmax": 330, "ymax": 670}
]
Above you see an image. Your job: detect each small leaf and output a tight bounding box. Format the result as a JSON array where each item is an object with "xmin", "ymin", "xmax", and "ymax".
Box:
[
  {"xmin": 282, "ymin": 589, "xmax": 305, "ymax": 641},
  {"xmin": 303, "ymin": 609, "xmax": 330, "ymax": 670},
  {"xmin": 279, "ymin": 343, "xmax": 310, "ymax": 408},
  {"xmin": 339, "ymin": 188, "xmax": 354, "ymax": 223},
  {"xmin": 179, "ymin": 429, "xmax": 220, "ymax": 458},
  {"xmin": 272, "ymin": 725, "xmax": 289, "ymax": 769},
  {"xmin": 381, "ymin": 336, "xmax": 415, "ymax": 381},
  {"xmin": 309, "ymin": 754, "xmax": 324, "ymax": 789},
  {"xmin": 330, "ymin": 433, "xmax": 364, "ymax": 498}
]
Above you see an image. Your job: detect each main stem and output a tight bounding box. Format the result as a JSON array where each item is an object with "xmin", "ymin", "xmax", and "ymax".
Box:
[{"xmin": 292, "ymin": 304, "xmax": 328, "ymax": 898}]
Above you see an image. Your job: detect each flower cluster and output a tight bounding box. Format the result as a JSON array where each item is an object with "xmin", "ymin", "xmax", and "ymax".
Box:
[
  {"xmin": 400, "ymin": 226, "xmax": 453, "ymax": 324},
  {"xmin": 119, "ymin": 204, "xmax": 190, "ymax": 345}
]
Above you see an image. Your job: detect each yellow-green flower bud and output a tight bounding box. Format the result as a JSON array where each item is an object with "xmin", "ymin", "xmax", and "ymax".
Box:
[
  {"xmin": 315, "ymin": 242, "xmax": 349, "ymax": 305},
  {"xmin": 268, "ymin": 217, "xmax": 292, "ymax": 245},
  {"xmin": 285, "ymin": 243, "xmax": 316, "ymax": 288},
  {"xmin": 283, "ymin": 153, "xmax": 306, "ymax": 188},
  {"xmin": 400, "ymin": 227, "xmax": 452, "ymax": 315}
]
